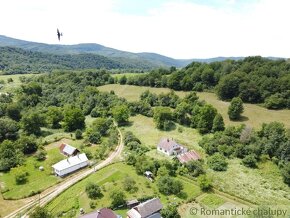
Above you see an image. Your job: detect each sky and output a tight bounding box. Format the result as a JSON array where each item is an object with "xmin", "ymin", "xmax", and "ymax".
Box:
[{"xmin": 1, "ymin": 0, "xmax": 290, "ymax": 59}]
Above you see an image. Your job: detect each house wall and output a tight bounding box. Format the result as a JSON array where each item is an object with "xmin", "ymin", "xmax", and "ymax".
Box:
[
  {"xmin": 157, "ymin": 147, "xmax": 173, "ymax": 156},
  {"xmin": 54, "ymin": 161, "xmax": 88, "ymax": 177}
]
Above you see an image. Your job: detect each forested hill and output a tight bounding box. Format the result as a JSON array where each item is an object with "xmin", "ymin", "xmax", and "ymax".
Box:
[
  {"xmin": 120, "ymin": 56, "xmax": 290, "ymax": 109},
  {"xmin": 0, "ymin": 35, "xmax": 192, "ymax": 68},
  {"xmin": 0, "ymin": 47, "xmax": 158, "ymax": 74}
]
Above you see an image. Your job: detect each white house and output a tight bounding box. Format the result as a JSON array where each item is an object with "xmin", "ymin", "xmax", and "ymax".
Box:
[
  {"xmin": 52, "ymin": 153, "xmax": 89, "ymax": 177},
  {"xmin": 127, "ymin": 198, "xmax": 163, "ymax": 218},
  {"xmin": 157, "ymin": 138, "xmax": 187, "ymax": 156}
]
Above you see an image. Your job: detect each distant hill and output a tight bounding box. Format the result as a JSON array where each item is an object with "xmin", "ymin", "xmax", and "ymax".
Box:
[
  {"xmin": 0, "ymin": 35, "xmax": 192, "ymax": 68},
  {"xmin": 0, "ymin": 47, "xmax": 152, "ymax": 74}
]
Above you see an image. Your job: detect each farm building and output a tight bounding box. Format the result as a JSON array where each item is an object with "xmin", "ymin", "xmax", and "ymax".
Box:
[
  {"xmin": 59, "ymin": 143, "xmax": 79, "ymax": 156},
  {"xmin": 157, "ymin": 138, "xmax": 187, "ymax": 156},
  {"xmin": 79, "ymin": 208, "xmax": 118, "ymax": 218},
  {"xmin": 52, "ymin": 153, "xmax": 89, "ymax": 177},
  {"xmin": 177, "ymin": 150, "xmax": 201, "ymax": 164},
  {"xmin": 127, "ymin": 198, "xmax": 163, "ymax": 218}
]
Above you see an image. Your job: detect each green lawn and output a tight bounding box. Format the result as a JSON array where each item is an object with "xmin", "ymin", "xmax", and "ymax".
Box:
[
  {"xmin": 0, "ymin": 74, "xmax": 36, "ymax": 93},
  {"xmin": 208, "ymin": 159, "xmax": 290, "ymax": 206},
  {"xmin": 122, "ymin": 114, "xmax": 203, "ymax": 155},
  {"xmin": 199, "ymin": 194, "xmax": 226, "ymax": 209},
  {"xmin": 97, "ymin": 84, "xmax": 290, "ymax": 129},
  {"xmin": 0, "ymin": 148, "xmax": 63, "ymax": 200},
  {"xmin": 46, "ymin": 162, "xmax": 201, "ymax": 218}
]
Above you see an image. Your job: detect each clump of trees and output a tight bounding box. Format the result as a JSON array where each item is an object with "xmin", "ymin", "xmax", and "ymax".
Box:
[{"xmin": 85, "ymin": 182, "xmax": 102, "ymax": 199}]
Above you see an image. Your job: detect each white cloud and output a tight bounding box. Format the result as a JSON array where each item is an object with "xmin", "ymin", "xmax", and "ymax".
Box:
[{"xmin": 1, "ymin": 0, "xmax": 290, "ymax": 58}]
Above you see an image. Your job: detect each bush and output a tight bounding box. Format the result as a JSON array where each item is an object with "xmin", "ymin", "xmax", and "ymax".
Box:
[
  {"xmin": 15, "ymin": 170, "xmax": 29, "ymax": 185},
  {"xmin": 228, "ymin": 97, "xmax": 244, "ymax": 120},
  {"xmin": 35, "ymin": 149, "xmax": 47, "ymax": 161},
  {"xmin": 198, "ymin": 175, "xmax": 212, "ymax": 192},
  {"xmin": 242, "ymin": 154, "xmax": 257, "ymax": 168},
  {"xmin": 85, "ymin": 182, "xmax": 102, "ymax": 199},
  {"xmin": 207, "ymin": 153, "xmax": 228, "ymax": 171},
  {"xmin": 75, "ymin": 129, "xmax": 82, "ymax": 139},
  {"xmin": 157, "ymin": 176, "xmax": 183, "ymax": 195},
  {"xmin": 110, "ymin": 190, "xmax": 126, "ymax": 208}
]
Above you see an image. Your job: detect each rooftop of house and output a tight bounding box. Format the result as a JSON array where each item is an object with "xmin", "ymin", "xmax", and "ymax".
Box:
[
  {"xmin": 177, "ymin": 150, "xmax": 201, "ymax": 163},
  {"xmin": 157, "ymin": 138, "xmax": 182, "ymax": 151},
  {"xmin": 52, "ymin": 153, "xmax": 88, "ymax": 171},
  {"xmin": 79, "ymin": 208, "xmax": 117, "ymax": 218},
  {"xmin": 60, "ymin": 143, "xmax": 79, "ymax": 155},
  {"xmin": 127, "ymin": 198, "xmax": 163, "ymax": 218}
]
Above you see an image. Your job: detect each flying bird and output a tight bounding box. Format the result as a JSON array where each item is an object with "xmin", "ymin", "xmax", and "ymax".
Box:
[{"xmin": 57, "ymin": 28, "xmax": 63, "ymax": 41}]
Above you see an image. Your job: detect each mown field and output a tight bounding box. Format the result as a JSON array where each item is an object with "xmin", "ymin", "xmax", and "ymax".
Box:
[
  {"xmin": 46, "ymin": 162, "xmax": 202, "ymax": 218},
  {"xmin": 97, "ymin": 84, "xmax": 290, "ymax": 129}
]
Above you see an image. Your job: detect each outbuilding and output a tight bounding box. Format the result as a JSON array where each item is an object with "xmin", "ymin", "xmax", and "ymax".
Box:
[{"xmin": 52, "ymin": 153, "xmax": 89, "ymax": 177}]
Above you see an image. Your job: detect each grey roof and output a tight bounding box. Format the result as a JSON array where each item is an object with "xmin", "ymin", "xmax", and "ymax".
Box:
[
  {"xmin": 52, "ymin": 153, "xmax": 88, "ymax": 171},
  {"xmin": 63, "ymin": 144, "xmax": 78, "ymax": 155},
  {"xmin": 128, "ymin": 198, "xmax": 163, "ymax": 218}
]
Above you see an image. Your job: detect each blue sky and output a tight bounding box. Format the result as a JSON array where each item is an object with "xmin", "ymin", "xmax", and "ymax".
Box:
[{"xmin": 1, "ymin": 0, "xmax": 290, "ymax": 59}]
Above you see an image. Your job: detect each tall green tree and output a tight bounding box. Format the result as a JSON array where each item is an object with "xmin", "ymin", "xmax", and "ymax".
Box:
[
  {"xmin": 21, "ymin": 111, "xmax": 45, "ymax": 135},
  {"xmin": 62, "ymin": 106, "xmax": 85, "ymax": 131},
  {"xmin": 153, "ymin": 107, "xmax": 172, "ymax": 130},
  {"xmin": 0, "ymin": 117, "xmax": 19, "ymax": 142},
  {"xmin": 0, "ymin": 140, "xmax": 24, "ymax": 171},
  {"xmin": 228, "ymin": 97, "xmax": 244, "ymax": 120},
  {"xmin": 46, "ymin": 106, "xmax": 63, "ymax": 129},
  {"xmin": 112, "ymin": 105, "xmax": 130, "ymax": 125},
  {"xmin": 212, "ymin": 114, "xmax": 225, "ymax": 132}
]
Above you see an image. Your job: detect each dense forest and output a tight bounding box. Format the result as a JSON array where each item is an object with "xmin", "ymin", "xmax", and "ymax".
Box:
[
  {"xmin": 0, "ymin": 47, "xmax": 152, "ymax": 74},
  {"xmin": 119, "ymin": 56, "xmax": 290, "ymax": 109}
]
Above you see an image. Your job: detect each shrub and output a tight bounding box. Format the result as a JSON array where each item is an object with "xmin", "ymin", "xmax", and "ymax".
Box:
[
  {"xmin": 75, "ymin": 129, "xmax": 82, "ymax": 139},
  {"xmin": 207, "ymin": 153, "xmax": 228, "ymax": 171},
  {"xmin": 85, "ymin": 182, "xmax": 102, "ymax": 199},
  {"xmin": 242, "ymin": 154, "xmax": 257, "ymax": 168},
  {"xmin": 198, "ymin": 175, "xmax": 212, "ymax": 192}
]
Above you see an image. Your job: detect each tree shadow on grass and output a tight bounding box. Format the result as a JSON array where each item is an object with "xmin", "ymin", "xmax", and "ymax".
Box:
[
  {"xmin": 231, "ymin": 115, "xmax": 249, "ymax": 122},
  {"xmin": 41, "ymin": 130, "xmax": 53, "ymax": 137}
]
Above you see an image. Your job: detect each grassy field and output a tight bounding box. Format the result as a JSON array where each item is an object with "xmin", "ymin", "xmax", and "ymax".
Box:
[
  {"xmin": 208, "ymin": 159, "xmax": 290, "ymax": 206},
  {"xmin": 112, "ymin": 73, "xmax": 146, "ymax": 79},
  {"xmin": 46, "ymin": 162, "xmax": 202, "ymax": 218},
  {"xmin": 0, "ymin": 74, "xmax": 36, "ymax": 93},
  {"xmin": 97, "ymin": 84, "xmax": 290, "ymax": 129},
  {"xmin": 122, "ymin": 114, "xmax": 203, "ymax": 155},
  {"xmin": 0, "ymin": 145, "xmax": 63, "ymax": 200}
]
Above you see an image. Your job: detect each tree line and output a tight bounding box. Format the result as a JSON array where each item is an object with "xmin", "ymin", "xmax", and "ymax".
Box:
[{"xmin": 117, "ymin": 57, "xmax": 290, "ymax": 109}]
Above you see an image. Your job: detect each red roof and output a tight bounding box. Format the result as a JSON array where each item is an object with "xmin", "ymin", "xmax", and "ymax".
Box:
[{"xmin": 177, "ymin": 150, "xmax": 200, "ymax": 163}]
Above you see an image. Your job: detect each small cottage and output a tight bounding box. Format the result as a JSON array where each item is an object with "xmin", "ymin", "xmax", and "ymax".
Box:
[
  {"xmin": 59, "ymin": 143, "xmax": 79, "ymax": 156},
  {"xmin": 127, "ymin": 198, "xmax": 163, "ymax": 218},
  {"xmin": 52, "ymin": 153, "xmax": 89, "ymax": 177},
  {"xmin": 157, "ymin": 138, "xmax": 187, "ymax": 156}
]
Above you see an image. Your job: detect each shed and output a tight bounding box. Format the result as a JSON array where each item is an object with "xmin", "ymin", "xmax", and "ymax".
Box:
[
  {"xmin": 177, "ymin": 150, "xmax": 200, "ymax": 164},
  {"xmin": 52, "ymin": 153, "xmax": 89, "ymax": 177},
  {"xmin": 59, "ymin": 143, "xmax": 79, "ymax": 156}
]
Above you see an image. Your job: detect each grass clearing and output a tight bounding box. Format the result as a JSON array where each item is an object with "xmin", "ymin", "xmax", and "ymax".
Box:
[
  {"xmin": 0, "ymin": 148, "xmax": 63, "ymax": 199},
  {"xmin": 208, "ymin": 159, "xmax": 290, "ymax": 206},
  {"xmin": 199, "ymin": 194, "xmax": 226, "ymax": 209},
  {"xmin": 122, "ymin": 114, "xmax": 203, "ymax": 155},
  {"xmin": 0, "ymin": 73, "xmax": 36, "ymax": 93},
  {"xmin": 97, "ymin": 84, "xmax": 290, "ymax": 128},
  {"xmin": 46, "ymin": 162, "xmax": 201, "ymax": 218}
]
